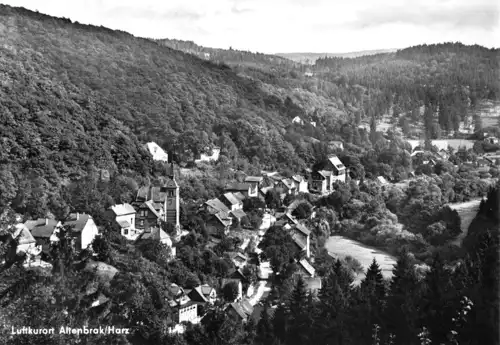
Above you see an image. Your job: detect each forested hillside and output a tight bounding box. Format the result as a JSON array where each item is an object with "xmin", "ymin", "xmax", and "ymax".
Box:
[
  {"xmin": 0, "ymin": 5, "xmax": 352, "ymax": 220},
  {"xmin": 314, "ymin": 43, "xmax": 500, "ymax": 136}
]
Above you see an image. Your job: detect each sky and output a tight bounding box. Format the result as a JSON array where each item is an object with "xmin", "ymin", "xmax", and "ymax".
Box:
[{"xmin": 2, "ymin": 0, "xmax": 499, "ymax": 53}]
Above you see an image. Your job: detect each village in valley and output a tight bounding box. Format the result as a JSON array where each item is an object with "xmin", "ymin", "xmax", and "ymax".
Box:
[
  {"xmin": 0, "ymin": 4, "xmax": 498, "ymax": 343},
  {"xmin": 5, "ymin": 125, "xmax": 499, "ymax": 333}
]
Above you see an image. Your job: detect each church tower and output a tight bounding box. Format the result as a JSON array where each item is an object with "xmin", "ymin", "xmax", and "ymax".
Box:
[{"xmin": 163, "ymin": 161, "xmax": 180, "ymax": 236}]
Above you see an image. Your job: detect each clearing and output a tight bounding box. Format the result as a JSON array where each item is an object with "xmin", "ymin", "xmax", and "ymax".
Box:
[{"xmin": 325, "ymin": 235, "xmax": 397, "ymax": 285}]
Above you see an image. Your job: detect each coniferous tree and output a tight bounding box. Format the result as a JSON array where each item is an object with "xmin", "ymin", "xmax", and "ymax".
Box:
[
  {"xmin": 421, "ymin": 253, "xmax": 456, "ymax": 344},
  {"xmin": 316, "ymin": 268, "xmax": 350, "ymax": 344},
  {"xmin": 287, "ymin": 276, "xmax": 310, "ymax": 345},
  {"xmin": 359, "ymin": 259, "xmax": 387, "ymax": 341},
  {"xmin": 256, "ymin": 303, "xmax": 275, "ymax": 345},
  {"xmin": 385, "ymin": 250, "xmax": 420, "ymax": 345}
]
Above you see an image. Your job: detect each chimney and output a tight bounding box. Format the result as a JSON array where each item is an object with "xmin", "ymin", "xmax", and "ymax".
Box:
[
  {"xmin": 76, "ymin": 213, "xmax": 79, "ymax": 220},
  {"xmin": 45, "ymin": 218, "xmax": 48, "ymax": 226}
]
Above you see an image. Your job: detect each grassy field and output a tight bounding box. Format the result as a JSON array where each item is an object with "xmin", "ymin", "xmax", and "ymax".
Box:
[
  {"xmin": 448, "ymin": 199, "xmax": 482, "ymax": 246},
  {"xmin": 325, "ymin": 235, "xmax": 397, "ymax": 285},
  {"xmin": 470, "ymin": 100, "xmax": 500, "ymax": 128}
]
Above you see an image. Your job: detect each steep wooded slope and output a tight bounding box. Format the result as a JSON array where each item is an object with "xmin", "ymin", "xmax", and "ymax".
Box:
[{"xmin": 0, "ymin": 5, "xmax": 345, "ymax": 218}]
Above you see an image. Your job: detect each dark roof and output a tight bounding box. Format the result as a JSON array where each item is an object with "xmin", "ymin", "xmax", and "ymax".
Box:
[
  {"xmin": 24, "ymin": 219, "xmax": 60, "ymax": 238},
  {"xmin": 228, "ymin": 300, "xmax": 253, "ymax": 320},
  {"xmin": 226, "ymin": 183, "xmax": 251, "ymax": 191},
  {"xmin": 150, "ymin": 187, "xmax": 167, "ymax": 203},
  {"xmin": 223, "ymin": 192, "xmax": 242, "ymax": 206},
  {"xmin": 205, "ymin": 198, "xmax": 230, "ymax": 213},
  {"xmin": 251, "ymin": 305, "xmax": 277, "ymax": 324},
  {"xmin": 64, "ymin": 213, "xmax": 93, "ymax": 233},
  {"xmin": 245, "ymin": 176, "xmax": 263, "ymax": 183},
  {"xmin": 295, "ymin": 223, "xmax": 311, "ymax": 236},
  {"xmin": 292, "ymin": 233, "xmax": 307, "ymax": 250},
  {"xmin": 188, "ymin": 286, "xmax": 209, "ymax": 303},
  {"xmin": 136, "ymin": 227, "xmax": 171, "ymax": 244}
]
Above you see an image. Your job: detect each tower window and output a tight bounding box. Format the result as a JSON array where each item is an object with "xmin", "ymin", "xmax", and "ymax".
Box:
[{"xmin": 167, "ymin": 191, "xmax": 174, "ymax": 197}]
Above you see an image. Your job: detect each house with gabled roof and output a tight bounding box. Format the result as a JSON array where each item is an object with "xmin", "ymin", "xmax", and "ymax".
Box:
[
  {"xmin": 329, "ymin": 141, "xmax": 344, "ymax": 151},
  {"xmin": 276, "ymin": 178, "xmax": 297, "ymax": 195},
  {"xmin": 221, "ymin": 192, "xmax": 243, "ymax": 211},
  {"xmin": 225, "ymin": 183, "xmax": 251, "ymax": 198},
  {"xmin": 188, "ymin": 284, "xmax": 217, "ymax": 304},
  {"xmin": 135, "ymin": 163, "xmax": 181, "ymax": 235},
  {"xmin": 310, "ymin": 155, "xmax": 346, "ymax": 194},
  {"xmin": 206, "ymin": 212, "xmax": 232, "ymax": 237},
  {"xmin": 24, "ymin": 218, "xmax": 62, "ymax": 253},
  {"xmin": 106, "ymin": 203, "xmax": 139, "ymax": 241},
  {"xmin": 296, "ymin": 258, "xmax": 315, "ymax": 278},
  {"xmin": 226, "ymin": 299, "xmax": 254, "ymax": 322},
  {"xmin": 244, "ymin": 176, "xmax": 263, "ymax": 197},
  {"xmin": 10, "ymin": 224, "xmax": 37, "ymax": 254},
  {"xmin": 135, "ymin": 227, "xmax": 175, "ymax": 257},
  {"xmin": 292, "ymin": 116, "xmax": 305, "ymax": 125},
  {"xmin": 135, "ymin": 200, "xmax": 162, "ymax": 232},
  {"xmin": 144, "ymin": 142, "xmax": 169, "ymax": 162},
  {"xmin": 376, "ymin": 176, "xmax": 388, "ymax": 185},
  {"xmin": 228, "ymin": 252, "xmax": 248, "ymax": 268},
  {"xmin": 233, "ymin": 192, "xmax": 246, "ymax": 202},
  {"xmin": 204, "ymin": 198, "xmax": 230, "ymax": 215},
  {"xmin": 63, "ymin": 213, "xmax": 99, "ymax": 250},
  {"xmin": 291, "ymin": 175, "xmax": 308, "ymax": 193},
  {"xmin": 230, "ymin": 209, "xmax": 247, "ymax": 224},
  {"xmin": 291, "ymin": 223, "xmax": 311, "ymax": 257}
]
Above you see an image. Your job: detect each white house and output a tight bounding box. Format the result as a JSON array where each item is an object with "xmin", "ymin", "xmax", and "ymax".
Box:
[
  {"xmin": 107, "ymin": 204, "xmax": 140, "ymax": 241},
  {"xmin": 310, "ymin": 121, "xmax": 316, "ymax": 127},
  {"xmin": 10, "ymin": 224, "xmax": 37, "ymax": 254},
  {"xmin": 144, "ymin": 142, "xmax": 169, "ymax": 162},
  {"xmin": 292, "ymin": 116, "xmax": 304, "ymax": 125},
  {"xmin": 63, "ymin": 213, "xmax": 99, "ymax": 250},
  {"xmin": 485, "ymin": 137, "xmax": 499, "ymax": 145},
  {"xmin": 291, "ymin": 175, "xmax": 308, "ymax": 193},
  {"xmin": 195, "ymin": 146, "xmax": 221, "ymax": 163}
]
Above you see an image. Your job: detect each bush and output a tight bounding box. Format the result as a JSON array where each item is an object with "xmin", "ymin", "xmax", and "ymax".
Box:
[{"xmin": 222, "ymin": 281, "xmax": 239, "ymax": 302}]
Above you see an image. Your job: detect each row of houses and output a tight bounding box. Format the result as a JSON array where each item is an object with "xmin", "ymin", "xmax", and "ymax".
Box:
[{"xmin": 6, "ymin": 212, "xmax": 100, "ymax": 265}]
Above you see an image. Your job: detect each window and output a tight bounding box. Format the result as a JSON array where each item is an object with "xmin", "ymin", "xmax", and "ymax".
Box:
[
  {"xmin": 167, "ymin": 190, "xmax": 174, "ymax": 197},
  {"xmin": 140, "ymin": 220, "xmax": 144, "ymax": 226},
  {"xmin": 124, "ymin": 229, "xmax": 128, "ymax": 235},
  {"xmin": 131, "ymin": 218, "xmax": 134, "ymax": 225}
]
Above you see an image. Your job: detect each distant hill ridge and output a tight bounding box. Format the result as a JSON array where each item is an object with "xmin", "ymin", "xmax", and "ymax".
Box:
[{"xmin": 275, "ymin": 49, "xmax": 399, "ymax": 63}]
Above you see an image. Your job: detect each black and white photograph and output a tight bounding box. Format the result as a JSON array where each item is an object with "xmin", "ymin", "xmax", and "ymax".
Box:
[{"xmin": 0, "ymin": 0, "xmax": 498, "ymax": 344}]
